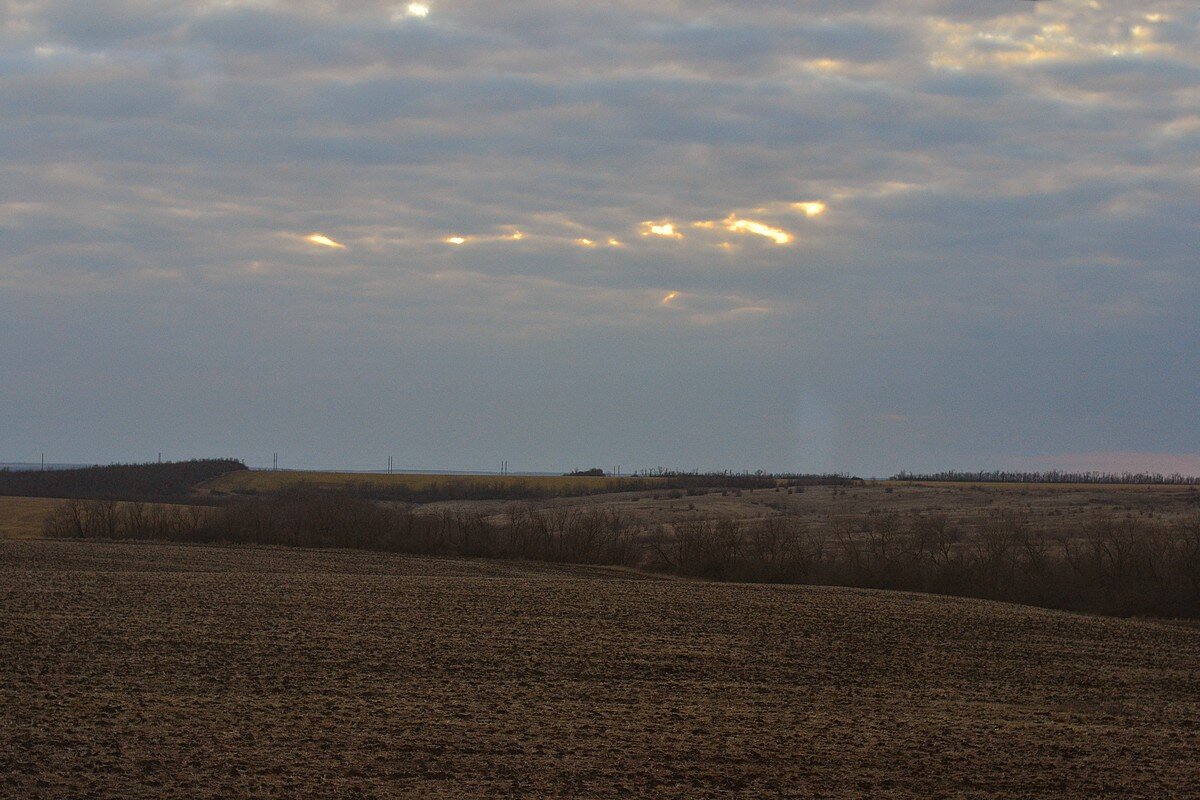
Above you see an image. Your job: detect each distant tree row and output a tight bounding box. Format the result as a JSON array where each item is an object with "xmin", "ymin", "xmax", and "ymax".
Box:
[
  {"xmin": 891, "ymin": 470, "xmax": 1200, "ymax": 486},
  {"xmin": 650, "ymin": 512, "xmax": 1200, "ymax": 619},
  {"xmin": 0, "ymin": 459, "xmax": 247, "ymax": 501},
  {"xmin": 632, "ymin": 470, "xmax": 858, "ymax": 489},
  {"xmin": 0, "ymin": 457, "xmax": 863, "ymax": 506},
  {"xmin": 217, "ymin": 473, "xmax": 856, "ymax": 504},
  {"xmin": 45, "ymin": 491, "xmax": 638, "ymax": 567},
  {"xmin": 44, "ymin": 492, "xmax": 1200, "ymax": 619},
  {"xmin": 224, "ymin": 477, "xmax": 649, "ymax": 503}
]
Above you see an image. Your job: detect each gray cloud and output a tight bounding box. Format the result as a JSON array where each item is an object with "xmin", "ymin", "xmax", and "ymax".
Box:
[{"xmin": 2, "ymin": 0, "xmax": 1198, "ymax": 474}]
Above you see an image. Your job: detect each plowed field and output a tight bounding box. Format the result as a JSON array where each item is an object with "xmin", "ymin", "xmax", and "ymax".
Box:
[{"xmin": 2, "ymin": 540, "xmax": 1197, "ymax": 798}]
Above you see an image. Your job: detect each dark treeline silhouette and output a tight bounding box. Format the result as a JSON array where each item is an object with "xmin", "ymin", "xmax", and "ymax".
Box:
[
  {"xmin": 0, "ymin": 459, "xmax": 247, "ymax": 501},
  {"xmin": 220, "ymin": 472, "xmax": 855, "ymax": 504},
  {"xmin": 651, "ymin": 513, "xmax": 1200, "ymax": 619},
  {"xmin": 272, "ymin": 478, "xmax": 650, "ymax": 503},
  {"xmin": 45, "ymin": 490, "xmax": 638, "ymax": 566},
  {"xmin": 634, "ymin": 469, "xmax": 858, "ymax": 488},
  {"xmin": 44, "ymin": 492, "xmax": 1200, "ymax": 619},
  {"xmin": 892, "ymin": 469, "xmax": 1200, "ymax": 485},
  {"xmin": 645, "ymin": 471, "xmax": 857, "ymax": 490}
]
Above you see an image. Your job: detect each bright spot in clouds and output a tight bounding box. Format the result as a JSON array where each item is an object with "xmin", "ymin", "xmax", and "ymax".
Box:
[
  {"xmin": 642, "ymin": 221, "xmax": 682, "ymax": 239},
  {"xmin": 722, "ymin": 215, "xmax": 792, "ymax": 245},
  {"xmin": 302, "ymin": 210, "xmax": 797, "ymax": 253},
  {"xmin": 304, "ymin": 233, "xmax": 346, "ymax": 249},
  {"xmin": 405, "ymin": 3, "xmax": 429, "ymax": 18},
  {"xmin": 794, "ymin": 201, "xmax": 826, "ymax": 217},
  {"xmin": 661, "ymin": 291, "xmax": 679, "ymax": 304}
]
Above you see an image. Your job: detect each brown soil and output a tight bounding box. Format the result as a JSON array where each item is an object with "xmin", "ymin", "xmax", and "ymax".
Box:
[{"xmin": 2, "ymin": 539, "xmax": 1198, "ymax": 798}]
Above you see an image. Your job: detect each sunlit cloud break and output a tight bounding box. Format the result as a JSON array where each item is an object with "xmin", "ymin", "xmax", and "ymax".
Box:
[
  {"xmin": 642, "ymin": 221, "xmax": 682, "ymax": 239},
  {"xmin": 661, "ymin": 291, "xmax": 679, "ymax": 305},
  {"xmin": 722, "ymin": 216, "xmax": 792, "ymax": 245},
  {"xmin": 304, "ymin": 233, "xmax": 346, "ymax": 249},
  {"xmin": 793, "ymin": 201, "xmax": 826, "ymax": 217},
  {"xmin": 444, "ymin": 230, "xmax": 526, "ymax": 245},
  {"xmin": 404, "ymin": 3, "xmax": 430, "ymax": 18}
]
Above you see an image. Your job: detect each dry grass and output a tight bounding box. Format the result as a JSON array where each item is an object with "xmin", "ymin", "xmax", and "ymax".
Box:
[
  {"xmin": 0, "ymin": 496, "xmax": 63, "ymax": 539},
  {"xmin": 2, "ymin": 539, "xmax": 1198, "ymax": 798},
  {"xmin": 446, "ymin": 481, "xmax": 1200, "ymax": 535},
  {"xmin": 203, "ymin": 469, "xmax": 660, "ymax": 495},
  {"xmin": 201, "ymin": 473, "xmax": 1200, "ymax": 538}
]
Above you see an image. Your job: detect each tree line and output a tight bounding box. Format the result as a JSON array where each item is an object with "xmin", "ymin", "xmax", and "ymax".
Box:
[
  {"xmin": 632, "ymin": 470, "xmax": 859, "ymax": 488},
  {"xmin": 0, "ymin": 459, "xmax": 246, "ymax": 501},
  {"xmin": 44, "ymin": 492, "xmax": 1200, "ymax": 619},
  {"xmin": 221, "ymin": 473, "xmax": 855, "ymax": 504},
  {"xmin": 43, "ymin": 491, "xmax": 639, "ymax": 566},
  {"xmin": 653, "ymin": 512, "xmax": 1200, "ymax": 618},
  {"xmin": 892, "ymin": 469, "xmax": 1200, "ymax": 485}
]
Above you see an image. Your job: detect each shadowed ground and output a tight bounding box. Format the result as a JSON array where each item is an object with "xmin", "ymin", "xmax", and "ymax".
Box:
[{"xmin": 2, "ymin": 540, "xmax": 1198, "ymax": 798}]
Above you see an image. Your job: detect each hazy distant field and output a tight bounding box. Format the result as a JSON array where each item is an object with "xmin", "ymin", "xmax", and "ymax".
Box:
[
  {"xmin": 178, "ymin": 468, "xmax": 1200, "ymax": 537},
  {"xmin": 2, "ymin": 539, "xmax": 1198, "ymax": 798},
  {"xmin": 203, "ymin": 469, "xmax": 662, "ymax": 495},
  {"xmin": 449, "ymin": 479, "xmax": 1200, "ymax": 534},
  {"xmin": 0, "ymin": 497, "xmax": 62, "ymax": 539}
]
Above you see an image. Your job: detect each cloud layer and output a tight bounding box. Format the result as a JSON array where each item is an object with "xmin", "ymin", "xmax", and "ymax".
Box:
[{"xmin": 2, "ymin": 0, "xmax": 1198, "ymax": 473}]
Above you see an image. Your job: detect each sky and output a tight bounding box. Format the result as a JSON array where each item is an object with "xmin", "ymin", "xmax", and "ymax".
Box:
[{"xmin": 2, "ymin": 0, "xmax": 1198, "ymax": 476}]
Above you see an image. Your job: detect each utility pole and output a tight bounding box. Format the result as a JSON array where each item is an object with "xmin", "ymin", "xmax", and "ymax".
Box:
[
  {"xmin": 40, "ymin": 452, "xmax": 44, "ymax": 472},
  {"xmin": 273, "ymin": 452, "xmax": 278, "ymax": 471}
]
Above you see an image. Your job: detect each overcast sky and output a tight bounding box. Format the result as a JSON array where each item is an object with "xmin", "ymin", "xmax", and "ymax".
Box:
[{"xmin": 2, "ymin": 0, "xmax": 1198, "ymax": 476}]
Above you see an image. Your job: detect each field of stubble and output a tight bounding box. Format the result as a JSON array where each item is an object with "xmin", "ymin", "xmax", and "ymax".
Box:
[
  {"xmin": 0, "ymin": 497, "xmax": 64, "ymax": 540},
  {"xmin": 3, "ymin": 540, "xmax": 1199, "ymax": 799}
]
